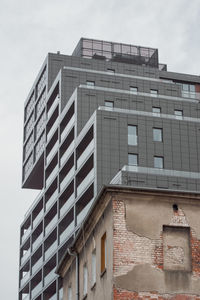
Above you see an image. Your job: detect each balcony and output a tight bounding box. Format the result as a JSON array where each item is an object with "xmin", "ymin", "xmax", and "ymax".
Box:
[
  {"xmin": 44, "ymin": 240, "xmax": 57, "ymax": 260},
  {"xmin": 46, "ymin": 141, "xmax": 59, "ymax": 165},
  {"xmin": 45, "ymin": 215, "xmax": 57, "ymax": 235},
  {"xmin": 32, "ymin": 257, "xmax": 43, "ymax": 275},
  {"xmin": 46, "ymin": 189, "xmax": 58, "ymax": 211},
  {"xmin": 47, "ymin": 96, "xmax": 59, "ymax": 119},
  {"xmin": 33, "ymin": 209, "xmax": 44, "ymax": 229},
  {"xmin": 44, "ymin": 268, "xmax": 56, "ymax": 286},
  {"xmin": 21, "ymin": 227, "xmax": 31, "ymax": 244},
  {"xmin": 47, "ymin": 119, "xmax": 59, "ymax": 142},
  {"xmin": 49, "ymin": 294, "xmax": 57, "ymax": 300},
  {"xmin": 60, "ymin": 221, "xmax": 74, "ymax": 244},
  {"xmin": 20, "ymin": 271, "xmax": 30, "ymax": 287},
  {"xmin": 46, "ymin": 165, "xmax": 59, "ymax": 187},
  {"xmin": 77, "ymin": 139, "xmax": 94, "ymax": 169},
  {"xmin": 22, "ymin": 294, "xmax": 29, "ymax": 300},
  {"xmin": 31, "ymin": 282, "xmax": 42, "ymax": 299},
  {"xmin": 77, "ymin": 169, "xmax": 94, "ymax": 197},
  {"xmin": 77, "ymin": 200, "xmax": 93, "ymax": 226},
  {"xmin": 60, "ymin": 167, "xmax": 75, "ymax": 192},
  {"xmin": 21, "ymin": 249, "xmax": 30, "ymax": 265},
  {"xmin": 32, "ymin": 233, "xmax": 43, "ymax": 252},
  {"xmin": 61, "ymin": 115, "xmax": 75, "ymax": 143},
  {"xmin": 60, "ymin": 194, "xmax": 75, "ymax": 217},
  {"xmin": 60, "ymin": 141, "xmax": 74, "ymax": 166}
]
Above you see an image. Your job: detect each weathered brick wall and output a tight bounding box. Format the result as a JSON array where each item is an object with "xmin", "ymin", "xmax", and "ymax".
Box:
[{"xmin": 112, "ymin": 195, "xmax": 200, "ymax": 299}]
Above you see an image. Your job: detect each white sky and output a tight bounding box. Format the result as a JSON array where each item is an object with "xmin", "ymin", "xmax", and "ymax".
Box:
[{"xmin": 0, "ymin": 0, "xmax": 200, "ymax": 298}]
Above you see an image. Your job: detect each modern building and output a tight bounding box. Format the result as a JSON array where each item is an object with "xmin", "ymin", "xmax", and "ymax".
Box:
[
  {"xmin": 19, "ymin": 38, "xmax": 200, "ymax": 300},
  {"xmin": 56, "ymin": 185, "xmax": 200, "ymax": 300}
]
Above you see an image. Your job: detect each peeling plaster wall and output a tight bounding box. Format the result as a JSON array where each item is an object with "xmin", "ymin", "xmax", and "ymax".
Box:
[{"xmin": 113, "ymin": 192, "xmax": 200, "ymax": 298}]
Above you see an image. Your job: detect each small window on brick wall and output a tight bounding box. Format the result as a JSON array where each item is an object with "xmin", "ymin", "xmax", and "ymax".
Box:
[{"xmin": 101, "ymin": 232, "xmax": 107, "ymax": 274}]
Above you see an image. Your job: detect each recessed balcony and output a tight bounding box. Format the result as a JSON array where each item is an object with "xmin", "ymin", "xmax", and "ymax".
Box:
[
  {"xmin": 32, "ymin": 257, "xmax": 43, "ymax": 275},
  {"xmin": 46, "ymin": 165, "xmax": 59, "ymax": 187},
  {"xmin": 60, "ymin": 167, "xmax": 75, "ymax": 192},
  {"xmin": 60, "ymin": 193, "xmax": 75, "ymax": 217},
  {"xmin": 31, "ymin": 281, "xmax": 42, "ymax": 299},
  {"xmin": 46, "ymin": 189, "xmax": 58, "ymax": 211},
  {"xmin": 20, "ymin": 271, "xmax": 30, "ymax": 287},
  {"xmin": 32, "ymin": 233, "xmax": 43, "ymax": 252},
  {"xmin": 33, "ymin": 209, "xmax": 44, "ymax": 229},
  {"xmin": 60, "ymin": 141, "xmax": 74, "ymax": 166},
  {"xmin": 44, "ymin": 267, "xmax": 56, "ymax": 286},
  {"xmin": 21, "ymin": 226, "xmax": 31, "ymax": 244},
  {"xmin": 61, "ymin": 115, "xmax": 75, "ymax": 143},
  {"xmin": 44, "ymin": 240, "xmax": 57, "ymax": 260},
  {"xmin": 77, "ymin": 139, "xmax": 94, "ymax": 169},
  {"xmin": 45, "ymin": 214, "xmax": 58, "ymax": 235},
  {"xmin": 77, "ymin": 168, "xmax": 94, "ymax": 197},
  {"xmin": 21, "ymin": 248, "xmax": 30, "ymax": 265},
  {"xmin": 46, "ymin": 141, "xmax": 59, "ymax": 165},
  {"xmin": 59, "ymin": 221, "xmax": 74, "ymax": 244}
]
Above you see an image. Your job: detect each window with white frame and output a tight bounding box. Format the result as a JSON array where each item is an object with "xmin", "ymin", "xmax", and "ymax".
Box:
[
  {"xmin": 83, "ymin": 264, "xmax": 88, "ymax": 296},
  {"xmin": 91, "ymin": 250, "xmax": 96, "ymax": 286},
  {"xmin": 128, "ymin": 125, "xmax": 137, "ymax": 146},
  {"xmin": 105, "ymin": 101, "xmax": 114, "ymax": 108},
  {"xmin": 128, "ymin": 153, "xmax": 138, "ymax": 166},
  {"xmin": 154, "ymin": 156, "xmax": 164, "ymax": 169},
  {"xmin": 130, "ymin": 86, "xmax": 138, "ymax": 94},
  {"xmin": 152, "ymin": 107, "xmax": 161, "ymax": 114},
  {"xmin": 68, "ymin": 286, "xmax": 72, "ymax": 300},
  {"xmin": 174, "ymin": 109, "xmax": 183, "ymax": 119},
  {"xmin": 150, "ymin": 89, "xmax": 158, "ymax": 97},
  {"xmin": 153, "ymin": 128, "xmax": 163, "ymax": 142},
  {"xmin": 86, "ymin": 81, "xmax": 95, "ymax": 87}
]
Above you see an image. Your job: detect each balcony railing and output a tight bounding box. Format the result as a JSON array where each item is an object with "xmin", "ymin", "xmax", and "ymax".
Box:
[
  {"xmin": 77, "ymin": 139, "xmax": 94, "ymax": 169},
  {"xmin": 77, "ymin": 169, "xmax": 94, "ymax": 197},
  {"xmin": 22, "ymin": 294, "xmax": 29, "ymax": 300},
  {"xmin": 77, "ymin": 200, "xmax": 93, "ymax": 226},
  {"xmin": 31, "ymin": 282, "xmax": 42, "ymax": 299},
  {"xmin": 47, "ymin": 96, "xmax": 59, "ymax": 119},
  {"xmin": 44, "ymin": 267, "xmax": 56, "ymax": 286},
  {"xmin": 60, "ymin": 167, "xmax": 75, "ymax": 192},
  {"xmin": 47, "ymin": 118, "xmax": 59, "ymax": 142},
  {"xmin": 46, "ymin": 165, "xmax": 59, "ymax": 187},
  {"xmin": 33, "ymin": 209, "xmax": 44, "ymax": 228},
  {"xmin": 59, "ymin": 221, "xmax": 74, "ymax": 244},
  {"xmin": 32, "ymin": 232, "xmax": 43, "ymax": 252},
  {"xmin": 46, "ymin": 189, "xmax": 58, "ymax": 211},
  {"xmin": 60, "ymin": 194, "xmax": 75, "ymax": 217},
  {"xmin": 61, "ymin": 115, "xmax": 75, "ymax": 143},
  {"xmin": 49, "ymin": 294, "xmax": 57, "ymax": 300},
  {"xmin": 21, "ymin": 226, "xmax": 31, "ymax": 244},
  {"xmin": 20, "ymin": 271, "xmax": 30, "ymax": 287},
  {"xmin": 21, "ymin": 249, "xmax": 30, "ymax": 265},
  {"xmin": 46, "ymin": 141, "xmax": 59, "ymax": 165},
  {"xmin": 32, "ymin": 257, "xmax": 43, "ymax": 275},
  {"xmin": 44, "ymin": 240, "xmax": 57, "ymax": 260},
  {"xmin": 45, "ymin": 214, "xmax": 57, "ymax": 235},
  {"xmin": 60, "ymin": 141, "xmax": 74, "ymax": 166}
]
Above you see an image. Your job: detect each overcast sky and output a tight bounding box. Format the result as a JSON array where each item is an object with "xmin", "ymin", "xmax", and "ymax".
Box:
[{"xmin": 1, "ymin": 0, "xmax": 200, "ymax": 298}]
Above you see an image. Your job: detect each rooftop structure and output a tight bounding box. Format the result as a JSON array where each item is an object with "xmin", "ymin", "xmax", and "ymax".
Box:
[{"xmin": 19, "ymin": 38, "xmax": 200, "ymax": 300}]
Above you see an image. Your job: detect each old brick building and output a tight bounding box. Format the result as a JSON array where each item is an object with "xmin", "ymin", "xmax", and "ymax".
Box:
[{"xmin": 56, "ymin": 185, "xmax": 200, "ymax": 299}]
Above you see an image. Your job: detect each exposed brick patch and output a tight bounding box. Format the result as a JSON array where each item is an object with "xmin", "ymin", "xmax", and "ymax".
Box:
[
  {"xmin": 113, "ymin": 288, "xmax": 199, "ymax": 300},
  {"xmin": 191, "ymin": 230, "xmax": 200, "ymax": 276}
]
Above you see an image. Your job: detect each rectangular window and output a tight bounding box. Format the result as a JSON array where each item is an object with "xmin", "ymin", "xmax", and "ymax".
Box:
[
  {"xmin": 154, "ymin": 156, "xmax": 164, "ymax": 169},
  {"xmin": 128, "ymin": 153, "xmax": 138, "ymax": 166},
  {"xmin": 105, "ymin": 101, "xmax": 114, "ymax": 108},
  {"xmin": 91, "ymin": 250, "xmax": 96, "ymax": 285},
  {"xmin": 107, "ymin": 68, "xmax": 115, "ymax": 74},
  {"xmin": 174, "ymin": 109, "xmax": 183, "ymax": 119},
  {"xmin": 83, "ymin": 265, "xmax": 88, "ymax": 296},
  {"xmin": 150, "ymin": 89, "xmax": 158, "ymax": 97},
  {"xmin": 101, "ymin": 232, "xmax": 107, "ymax": 273},
  {"xmin": 128, "ymin": 125, "xmax": 137, "ymax": 146},
  {"xmin": 86, "ymin": 81, "xmax": 95, "ymax": 87},
  {"xmin": 130, "ymin": 86, "xmax": 138, "ymax": 94},
  {"xmin": 153, "ymin": 128, "xmax": 163, "ymax": 142},
  {"xmin": 68, "ymin": 286, "xmax": 72, "ymax": 300},
  {"xmin": 152, "ymin": 107, "xmax": 161, "ymax": 114}
]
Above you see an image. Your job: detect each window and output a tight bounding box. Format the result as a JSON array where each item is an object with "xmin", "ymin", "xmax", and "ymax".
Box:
[
  {"xmin": 107, "ymin": 68, "xmax": 115, "ymax": 74},
  {"xmin": 154, "ymin": 156, "xmax": 164, "ymax": 169},
  {"xmin": 174, "ymin": 110, "xmax": 183, "ymax": 119},
  {"xmin": 153, "ymin": 128, "xmax": 162, "ymax": 142},
  {"xmin": 105, "ymin": 101, "xmax": 114, "ymax": 108},
  {"xmin": 152, "ymin": 107, "xmax": 161, "ymax": 114},
  {"xmin": 101, "ymin": 232, "xmax": 106, "ymax": 273},
  {"xmin": 68, "ymin": 286, "xmax": 72, "ymax": 300},
  {"xmin": 128, "ymin": 154, "xmax": 138, "ymax": 166},
  {"xmin": 130, "ymin": 86, "xmax": 138, "ymax": 94},
  {"xmin": 83, "ymin": 264, "xmax": 88, "ymax": 296},
  {"xmin": 86, "ymin": 81, "xmax": 95, "ymax": 87},
  {"xmin": 91, "ymin": 250, "xmax": 96, "ymax": 285},
  {"xmin": 150, "ymin": 89, "xmax": 158, "ymax": 97},
  {"xmin": 128, "ymin": 125, "xmax": 137, "ymax": 146}
]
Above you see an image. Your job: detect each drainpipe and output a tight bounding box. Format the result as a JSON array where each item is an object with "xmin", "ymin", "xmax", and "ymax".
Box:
[{"xmin": 68, "ymin": 248, "xmax": 79, "ymax": 300}]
